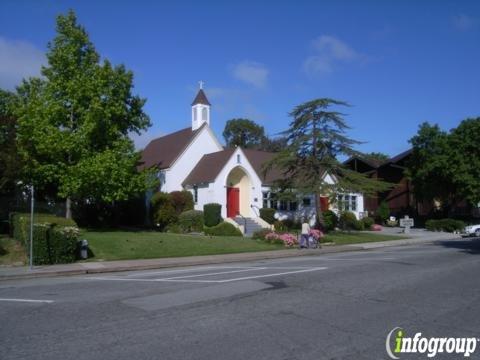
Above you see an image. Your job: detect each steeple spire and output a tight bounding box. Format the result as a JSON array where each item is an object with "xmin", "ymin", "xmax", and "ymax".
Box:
[{"xmin": 191, "ymin": 82, "xmax": 211, "ymax": 130}]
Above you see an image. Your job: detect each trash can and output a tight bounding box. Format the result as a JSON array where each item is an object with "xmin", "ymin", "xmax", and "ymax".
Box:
[{"xmin": 80, "ymin": 239, "xmax": 88, "ymax": 260}]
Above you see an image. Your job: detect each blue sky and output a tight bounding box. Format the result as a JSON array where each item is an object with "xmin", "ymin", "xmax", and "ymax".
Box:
[{"xmin": 1, "ymin": 1, "xmax": 479, "ymax": 156}]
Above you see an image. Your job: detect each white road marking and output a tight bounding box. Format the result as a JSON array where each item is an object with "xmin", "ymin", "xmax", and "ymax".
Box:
[
  {"xmin": 126, "ymin": 266, "xmax": 258, "ymax": 278},
  {"xmin": 87, "ymin": 266, "xmax": 328, "ymax": 284},
  {"xmin": 322, "ymin": 257, "xmax": 396, "ymax": 261},
  {"xmin": 0, "ymin": 298, "xmax": 54, "ymax": 304}
]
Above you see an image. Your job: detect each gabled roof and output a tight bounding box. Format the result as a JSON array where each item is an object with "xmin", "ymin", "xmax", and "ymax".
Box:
[
  {"xmin": 385, "ymin": 148, "xmax": 412, "ymax": 165},
  {"xmin": 182, "ymin": 148, "xmax": 285, "ymax": 186},
  {"xmin": 191, "ymin": 89, "xmax": 211, "ymax": 106},
  {"xmin": 138, "ymin": 124, "xmax": 206, "ymax": 170},
  {"xmin": 344, "ymin": 156, "xmax": 384, "ymax": 170}
]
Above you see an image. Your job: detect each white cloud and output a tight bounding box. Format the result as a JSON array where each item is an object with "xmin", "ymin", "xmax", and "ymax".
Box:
[
  {"xmin": 0, "ymin": 36, "xmax": 45, "ymax": 90},
  {"xmin": 303, "ymin": 35, "xmax": 364, "ymax": 76},
  {"xmin": 452, "ymin": 14, "xmax": 476, "ymax": 31},
  {"xmin": 232, "ymin": 61, "xmax": 269, "ymax": 88}
]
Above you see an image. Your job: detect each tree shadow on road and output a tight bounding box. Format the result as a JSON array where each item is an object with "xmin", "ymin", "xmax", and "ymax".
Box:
[{"xmin": 435, "ymin": 237, "xmax": 480, "ymax": 255}]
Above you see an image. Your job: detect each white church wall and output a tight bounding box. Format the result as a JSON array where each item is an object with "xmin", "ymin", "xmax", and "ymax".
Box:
[{"xmin": 163, "ymin": 127, "xmax": 222, "ymax": 193}]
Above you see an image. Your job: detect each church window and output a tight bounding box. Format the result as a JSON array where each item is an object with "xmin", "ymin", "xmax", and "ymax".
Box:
[{"xmin": 202, "ymin": 107, "xmax": 208, "ymax": 121}]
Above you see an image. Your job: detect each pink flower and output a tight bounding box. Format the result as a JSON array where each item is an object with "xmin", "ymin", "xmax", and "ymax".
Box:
[
  {"xmin": 265, "ymin": 232, "xmax": 279, "ymax": 241},
  {"xmin": 309, "ymin": 229, "xmax": 324, "ymax": 240},
  {"xmin": 279, "ymin": 233, "xmax": 298, "ymax": 248},
  {"xmin": 372, "ymin": 224, "xmax": 382, "ymax": 231}
]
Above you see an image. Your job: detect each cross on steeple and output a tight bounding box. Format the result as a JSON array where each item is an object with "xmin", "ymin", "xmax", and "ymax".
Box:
[{"xmin": 198, "ymin": 80, "xmax": 204, "ymax": 90}]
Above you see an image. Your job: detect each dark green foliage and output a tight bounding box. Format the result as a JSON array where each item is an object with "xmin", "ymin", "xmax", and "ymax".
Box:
[
  {"xmin": 281, "ymin": 218, "xmax": 301, "ymax": 230},
  {"xmin": 251, "ymin": 228, "xmax": 272, "ymax": 241},
  {"xmin": 273, "ymin": 221, "xmax": 287, "ymax": 232},
  {"xmin": 376, "ymin": 201, "xmax": 390, "ymax": 224},
  {"xmin": 151, "ymin": 192, "xmax": 177, "ymax": 230},
  {"xmin": 170, "ymin": 191, "xmax": 194, "ymax": 215},
  {"xmin": 322, "ymin": 210, "xmax": 338, "ymax": 232},
  {"xmin": 361, "ymin": 217, "xmax": 375, "ymax": 230},
  {"xmin": 178, "ymin": 210, "xmax": 204, "ymax": 233},
  {"xmin": 204, "ymin": 222, "xmax": 242, "ymax": 236},
  {"xmin": 260, "ymin": 208, "xmax": 276, "ymax": 224},
  {"xmin": 425, "ymin": 219, "xmax": 465, "ymax": 232},
  {"xmin": 223, "ymin": 118, "xmax": 266, "ymax": 149},
  {"xmin": 339, "ymin": 211, "xmax": 362, "ymax": 231},
  {"xmin": 11, "ymin": 213, "xmax": 78, "ymax": 265},
  {"xmin": 203, "ymin": 203, "xmax": 222, "ymax": 227},
  {"xmin": 0, "ymin": 90, "xmax": 20, "ymax": 195}
]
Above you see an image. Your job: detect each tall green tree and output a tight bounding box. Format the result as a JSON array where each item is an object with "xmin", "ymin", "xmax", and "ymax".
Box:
[
  {"xmin": 0, "ymin": 89, "xmax": 20, "ymax": 194},
  {"xmin": 362, "ymin": 152, "xmax": 389, "ymax": 163},
  {"xmin": 447, "ymin": 118, "xmax": 480, "ymax": 206},
  {"xmin": 406, "ymin": 122, "xmax": 455, "ymax": 211},
  {"xmin": 264, "ymin": 98, "xmax": 391, "ymax": 227},
  {"xmin": 15, "ymin": 11, "xmax": 156, "ymax": 218},
  {"xmin": 223, "ymin": 118, "xmax": 266, "ymax": 148}
]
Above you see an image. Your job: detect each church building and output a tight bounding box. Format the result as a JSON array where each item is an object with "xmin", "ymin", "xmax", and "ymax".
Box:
[{"xmin": 139, "ymin": 86, "xmax": 365, "ymax": 233}]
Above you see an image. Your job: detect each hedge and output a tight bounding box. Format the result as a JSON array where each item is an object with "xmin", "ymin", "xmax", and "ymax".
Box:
[
  {"xmin": 260, "ymin": 208, "xmax": 276, "ymax": 225},
  {"xmin": 322, "ymin": 210, "xmax": 338, "ymax": 232},
  {"xmin": 425, "ymin": 219, "xmax": 465, "ymax": 233},
  {"xmin": 361, "ymin": 217, "xmax": 375, "ymax": 230},
  {"xmin": 339, "ymin": 211, "xmax": 363, "ymax": 231},
  {"xmin": 178, "ymin": 210, "xmax": 204, "ymax": 233},
  {"xmin": 10, "ymin": 213, "xmax": 79, "ymax": 265},
  {"xmin": 204, "ymin": 222, "xmax": 242, "ymax": 236},
  {"xmin": 203, "ymin": 203, "xmax": 222, "ymax": 227}
]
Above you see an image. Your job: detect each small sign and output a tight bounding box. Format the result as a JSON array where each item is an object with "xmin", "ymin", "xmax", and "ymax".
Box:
[{"xmin": 400, "ymin": 216, "xmax": 414, "ymax": 228}]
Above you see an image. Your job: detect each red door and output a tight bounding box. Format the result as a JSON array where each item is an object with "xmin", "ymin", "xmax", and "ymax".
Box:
[
  {"xmin": 227, "ymin": 187, "xmax": 240, "ymax": 218},
  {"xmin": 320, "ymin": 196, "xmax": 329, "ymax": 211}
]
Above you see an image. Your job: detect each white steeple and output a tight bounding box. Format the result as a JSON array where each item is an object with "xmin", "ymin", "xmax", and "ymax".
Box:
[{"xmin": 191, "ymin": 81, "xmax": 211, "ymax": 131}]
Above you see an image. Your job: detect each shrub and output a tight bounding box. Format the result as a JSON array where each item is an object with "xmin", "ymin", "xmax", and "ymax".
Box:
[
  {"xmin": 260, "ymin": 208, "xmax": 276, "ymax": 224},
  {"xmin": 203, "ymin": 203, "xmax": 222, "ymax": 227},
  {"xmin": 204, "ymin": 222, "xmax": 242, "ymax": 236},
  {"xmin": 164, "ymin": 223, "xmax": 184, "ymax": 234},
  {"xmin": 322, "ymin": 210, "xmax": 338, "ymax": 232},
  {"xmin": 252, "ymin": 228, "xmax": 272, "ymax": 241},
  {"xmin": 273, "ymin": 220, "xmax": 287, "ymax": 232},
  {"xmin": 151, "ymin": 192, "xmax": 177, "ymax": 230},
  {"xmin": 10, "ymin": 213, "xmax": 79, "ymax": 265},
  {"xmin": 178, "ymin": 210, "xmax": 204, "ymax": 233},
  {"xmin": 309, "ymin": 229, "xmax": 324, "ymax": 240},
  {"xmin": 265, "ymin": 232, "xmax": 284, "ymax": 245},
  {"xmin": 281, "ymin": 218, "xmax": 301, "ymax": 230},
  {"xmin": 376, "ymin": 201, "xmax": 390, "ymax": 224},
  {"xmin": 264, "ymin": 232, "xmax": 298, "ymax": 247},
  {"xmin": 339, "ymin": 211, "xmax": 361, "ymax": 231},
  {"xmin": 361, "ymin": 217, "xmax": 375, "ymax": 230},
  {"xmin": 170, "ymin": 191, "xmax": 194, "ymax": 215},
  {"xmin": 386, "ymin": 219, "xmax": 398, "ymax": 227},
  {"xmin": 425, "ymin": 219, "xmax": 465, "ymax": 232}
]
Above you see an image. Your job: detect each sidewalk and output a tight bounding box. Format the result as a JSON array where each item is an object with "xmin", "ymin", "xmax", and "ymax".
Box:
[{"xmin": 0, "ymin": 231, "xmax": 462, "ymax": 281}]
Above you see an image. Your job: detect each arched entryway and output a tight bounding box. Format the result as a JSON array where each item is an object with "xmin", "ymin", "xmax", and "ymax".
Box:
[{"xmin": 226, "ymin": 166, "xmax": 251, "ymax": 218}]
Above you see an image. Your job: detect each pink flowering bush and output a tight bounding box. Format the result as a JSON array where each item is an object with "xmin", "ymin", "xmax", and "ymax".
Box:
[
  {"xmin": 279, "ymin": 233, "xmax": 298, "ymax": 248},
  {"xmin": 264, "ymin": 232, "xmax": 298, "ymax": 247},
  {"xmin": 372, "ymin": 224, "xmax": 382, "ymax": 231}
]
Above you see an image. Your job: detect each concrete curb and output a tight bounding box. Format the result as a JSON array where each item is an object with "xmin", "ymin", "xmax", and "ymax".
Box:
[{"xmin": 0, "ymin": 234, "xmax": 462, "ymax": 281}]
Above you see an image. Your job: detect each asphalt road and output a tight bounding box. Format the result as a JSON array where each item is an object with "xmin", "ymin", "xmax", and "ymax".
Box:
[{"xmin": 1, "ymin": 238, "xmax": 479, "ymax": 360}]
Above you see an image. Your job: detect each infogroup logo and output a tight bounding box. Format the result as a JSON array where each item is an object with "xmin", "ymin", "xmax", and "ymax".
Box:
[{"xmin": 386, "ymin": 327, "xmax": 479, "ymax": 359}]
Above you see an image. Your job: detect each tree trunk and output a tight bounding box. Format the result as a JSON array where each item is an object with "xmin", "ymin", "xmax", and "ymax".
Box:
[
  {"xmin": 314, "ymin": 192, "xmax": 324, "ymax": 230},
  {"xmin": 65, "ymin": 197, "xmax": 72, "ymax": 219}
]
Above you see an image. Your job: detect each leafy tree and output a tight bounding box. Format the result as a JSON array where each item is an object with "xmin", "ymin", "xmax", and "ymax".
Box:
[
  {"xmin": 362, "ymin": 152, "xmax": 389, "ymax": 163},
  {"xmin": 447, "ymin": 118, "xmax": 480, "ymax": 206},
  {"xmin": 376, "ymin": 200, "xmax": 390, "ymax": 224},
  {"xmin": 406, "ymin": 122, "xmax": 454, "ymax": 210},
  {"xmin": 264, "ymin": 98, "xmax": 391, "ymax": 227},
  {"xmin": 0, "ymin": 89, "xmax": 20, "ymax": 194},
  {"xmin": 223, "ymin": 118, "xmax": 266, "ymax": 148},
  {"xmin": 14, "ymin": 11, "xmax": 156, "ymax": 218},
  {"xmin": 260, "ymin": 135, "xmax": 288, "ymax": 152}
]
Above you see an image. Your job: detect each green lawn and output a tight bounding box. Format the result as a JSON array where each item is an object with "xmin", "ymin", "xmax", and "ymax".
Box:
[
  {"xmin": 0, "ymin": 235, "xmax": 26, "ymax": 266},
  {"xmin": 323, "ymin": 231, "xmax": 408, "ymax": 245},
  {"xmin": 82, "ymin": 230, "xmax": 284, "ymax": 261}
]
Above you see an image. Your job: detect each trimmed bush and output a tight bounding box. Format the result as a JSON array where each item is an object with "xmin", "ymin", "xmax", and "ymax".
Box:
[
  {"xmin": 339, "ymin": 211, "xmax": 362, "ymax": 231},
  {"xmin": 322, "ymin": 210, "xmax": 338, "ymax": 232},
  {"xmin": 361, "ymin": 217, "xmax": 375, "ymax": 230},
  {"xmin": 10, "ymin": 213, "xmax": 79, "ymax": 265},
  {"xmin": 151, "ymin": 192, "xmax": 177, "ymax": 230},
  {"xmin": 204, "ymin": 222, "xmax": 242, "ymax": 236},
  {"xmin": 170, "ymin": 191, "xmax": 194, "ymax": 215},
  {"xmin": 260, "ymin": 208, "xmax": 276, "ymax": 224},
  {"xmin": 425, "ymin": 219, "xmax": 465, "ymax": 232},
  {"xmin": 273, "ymin": 220, "xmax": 287, "ymax": 232},
  {"xmin": 376, "ymin": 201, "xmax": 390, "ymax": 224},
  {"xmin": 203, "ymin": 203, "xmax": 222, "ymax": 227},
  {"xmin": 252, "ymin": 228, "xmax": 271, "ymax": 241},
  {"xmin": 178, "ymin": 210, "xmax": 204, "ymax": 233}
]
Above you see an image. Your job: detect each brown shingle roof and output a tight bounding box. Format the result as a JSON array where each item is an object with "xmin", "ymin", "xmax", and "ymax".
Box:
[
  {"xmin": 191, "ymin": 89, "xmax": 211, "ymax": 106},
  {"xmin": 138, "ymin": 125, "xmax": 204, "ymax": 170},
  {"xmin": 182, "ymin": 148, "xmax": 286, "ymax": 186}
]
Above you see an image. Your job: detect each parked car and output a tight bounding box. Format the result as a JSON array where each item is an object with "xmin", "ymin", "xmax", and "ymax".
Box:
[{"xmin": 462, "ymin": 224, "xmax": 480, "ymax": 237}]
